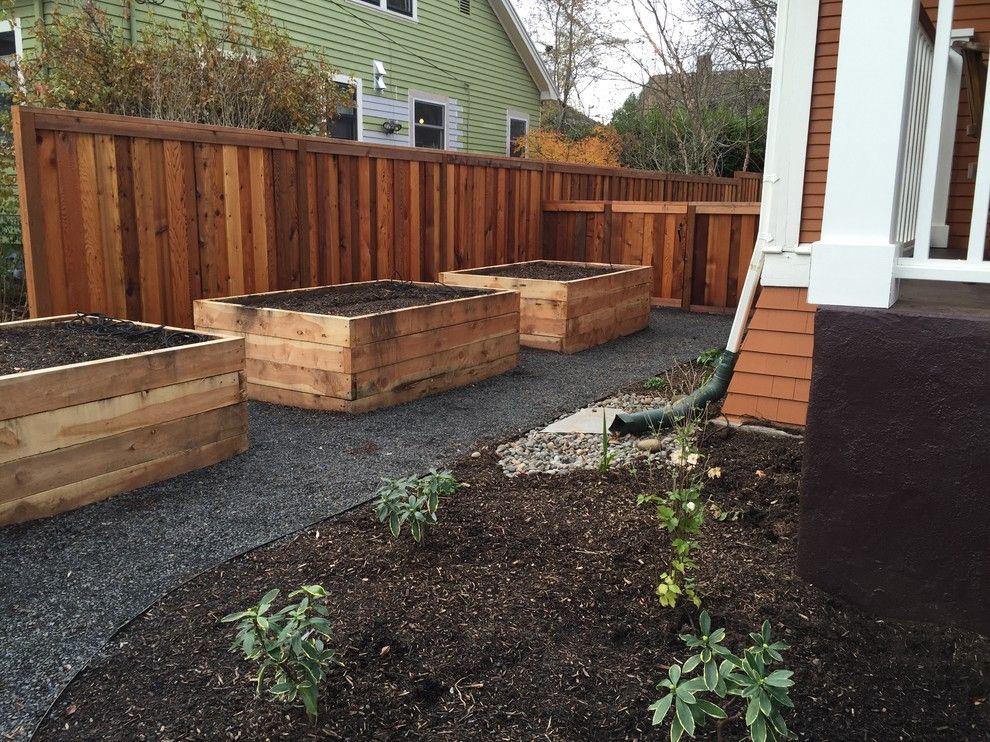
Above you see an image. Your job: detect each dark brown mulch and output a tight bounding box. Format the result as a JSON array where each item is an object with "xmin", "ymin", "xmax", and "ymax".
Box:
[
  {"xmin": 224, "ymin": 281, "xmax": 490, "ymax": 317},
  {"xmin": 36, "ymin": 430, "xmax": 989, "ymax": 741},
  {"xmin": 467, "ymin": 260, "xmax": 621, "ymax": 281},
  {"xmin": 0, "ymin": 318, "xmax": 205, "ymax": 376}
]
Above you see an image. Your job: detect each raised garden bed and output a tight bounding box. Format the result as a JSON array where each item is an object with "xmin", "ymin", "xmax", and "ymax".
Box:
[
  {"xmin": 0, "ymin": 315, "xmax": 247, "ymax": 526},
  {"xmin": 193, "ymin": 281, "xmax": 520, "ymax": 413},
  {"xmin": 35, "ymin": 429, "xmax": 989, "ymax": 739},
  {"xmin": 440, "ymin": 260, "xmax": 652, "ymax": 353}
]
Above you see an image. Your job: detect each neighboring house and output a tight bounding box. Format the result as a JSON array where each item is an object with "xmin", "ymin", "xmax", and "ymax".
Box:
[
  {"xmin": 725, "ymin": 0, "xmax": 988, "ymax": 635},
  {"xmin": 3, "ymin": 0, "xmax": 557, "ymax": 156},
  {"xmin": 640, "ymin": 54, "xmax": 770, "ymax": 113}
]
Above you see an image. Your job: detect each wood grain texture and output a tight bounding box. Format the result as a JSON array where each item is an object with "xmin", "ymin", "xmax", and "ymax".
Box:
[
  {"xmin": 0, "ymin": 317, "xmax": 247, "ymax": 525},
  {"xmin": 14, "ymin": 107, "xmax": 762, "ymax": 326},
  {"xmin": 195, "ymin": 283, "xmax": 519, "ymax": 412}
]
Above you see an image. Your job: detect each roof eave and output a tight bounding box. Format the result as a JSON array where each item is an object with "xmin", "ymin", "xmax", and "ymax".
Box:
[{"xmin": 488, "ymin": 0, "xmax": 560, "ymax": 101}]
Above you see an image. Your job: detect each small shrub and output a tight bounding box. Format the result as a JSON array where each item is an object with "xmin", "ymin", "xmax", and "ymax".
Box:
[
  {"xmin": 374, "ymin": 469, "xmax": 460, "ymax": 543},
  {"xmin": 649, "ymin": 611, "xmax": 796, "ymax": 741},
  {"xmin": 638, "ymin": 415, "xmax": 706, "ymax": 608},
  {"xmin": 221, "ymin": 585, "xmax": 337, "ymax": 720},
  {"xmin": 0, "ymin": 0, "xmax": 349, "ymax": 134},
  {"xmin": 644, "ymin": 375, "xmax": 668, "ymax": 391},
  {"xmin": 696, "ymin": 348, "xmax": 723, "ymax": 367}
]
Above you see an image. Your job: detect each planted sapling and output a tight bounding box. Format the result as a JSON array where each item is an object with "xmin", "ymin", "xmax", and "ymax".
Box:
[
  {"xmin": 649, "ymin": 611, "xmax": 796, "ymax": 741},
  {"xmin": 221, "ymin": 585, "xmax": 338, "ymax": 721},
  {"xmin": 374, "ymin": 469, "xmax": 461, "ymax": 543}
]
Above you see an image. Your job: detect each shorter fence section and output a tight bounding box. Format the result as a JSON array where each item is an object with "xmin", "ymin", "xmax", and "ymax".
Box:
[{"xmin": 542, "ymin": 201, "xmax": 759, "ymax": 311}]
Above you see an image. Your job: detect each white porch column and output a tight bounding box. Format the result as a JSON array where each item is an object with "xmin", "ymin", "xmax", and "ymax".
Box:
[{"xmin": 808, "ymin": 0, "xmax": 921, "ymax": 308}]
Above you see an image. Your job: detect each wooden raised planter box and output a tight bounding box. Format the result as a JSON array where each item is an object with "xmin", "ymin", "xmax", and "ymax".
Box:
[
  {"xmin": 0, "ymin": 316, "xmax": 248, "ymax": 526},
  {"xmin": 192, "ymin": 281, "xmax": 520, "ymax": 413},
  {"xmin": 440, "ymin": 260, "xmax": 653, "ymax": 353}
]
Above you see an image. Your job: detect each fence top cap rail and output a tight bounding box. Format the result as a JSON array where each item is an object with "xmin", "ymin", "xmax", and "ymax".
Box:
[{"xmin": 15, "ymin": 106, "xmax": 763, "ymax": 181}]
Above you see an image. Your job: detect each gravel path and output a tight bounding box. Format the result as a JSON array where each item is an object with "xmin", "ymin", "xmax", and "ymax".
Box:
[{"xmin": 0, "ymin": 308, "xmax": 730, "ymax": 739}]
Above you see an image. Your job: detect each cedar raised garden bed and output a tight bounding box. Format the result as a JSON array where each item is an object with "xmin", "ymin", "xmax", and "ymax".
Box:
[
  {"xmin": 193, "ymin": 281, "xmax": 520, "ymax": 413},
  {"xmin": 0, "ymin": 315, "xmax": 247, "ymax": 526},
  {"xmin": 440, "ymin": 260, "xmax": 652, "ymax": 353}
]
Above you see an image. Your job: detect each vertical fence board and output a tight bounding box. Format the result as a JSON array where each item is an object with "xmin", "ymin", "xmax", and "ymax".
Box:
[{"xmin": 13, "ymin": 107, "xmax": 761, "ymax": 325}]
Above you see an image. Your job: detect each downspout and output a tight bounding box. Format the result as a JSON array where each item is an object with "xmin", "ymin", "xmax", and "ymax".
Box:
[{"xmin": 609, "ymin": 219, "xmax": 768, "ymax": 436}]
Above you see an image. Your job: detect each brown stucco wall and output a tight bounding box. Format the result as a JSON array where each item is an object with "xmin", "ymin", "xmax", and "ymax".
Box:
[{"xmin": 798, "ymin": 304, "xmax": 990, "ymax": 636}]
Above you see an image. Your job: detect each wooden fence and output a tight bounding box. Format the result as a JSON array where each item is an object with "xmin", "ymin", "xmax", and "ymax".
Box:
[
  {"xmin": 543, "ymin": 201, "xmax": 759, "ymax": 311},
  {"xmin": 13, "ymin": 106, "xmax": 761, "ymax": 326}
]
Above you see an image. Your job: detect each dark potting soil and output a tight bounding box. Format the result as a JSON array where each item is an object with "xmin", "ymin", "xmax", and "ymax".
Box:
[
  {"xmin": 0, "ymin": 318, "xmax": 205, "ymax": 376},
  {"xmin": 467, "ymin": 260, "xmax": 621, "ymax": 281},
  {"xmin": 225, "ymin": 281, "xmax": 491, "ymax": 317},
  {"xmin": 36, "ymin": 429, "xmax": 989, "ymax": 741}
]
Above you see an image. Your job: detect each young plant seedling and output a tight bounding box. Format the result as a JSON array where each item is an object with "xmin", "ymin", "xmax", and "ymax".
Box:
[
  {"xmin": 644, "ymin": 375, "xmax": 668, "ymax": 391},
  {"xmin": 221, "ymin": 585, "xmax": 338, "ymax": 721},
  {"xmin": 649, "ymin": 611, "xmax": 796, "ymax": 742},
  {"xmin": 374, "ymin": 469, "xmax": 461, "ymax": 543},
  {"xmin": 599, "ymin": 409, "xmax": 616, "ymax": 473}
]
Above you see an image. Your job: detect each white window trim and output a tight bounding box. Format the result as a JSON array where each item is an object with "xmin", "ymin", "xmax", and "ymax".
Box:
[
  {"xmin": 0, "ymin": 18, "xmax": 24, "ymax": 58},
  {"xmin": 408, "ymin": 90, "xmax": 448, "ymax": 150},
  {"xmin": 350, "ymin": 0, "xmax": 417, "ymax": 23},
  {"xmin": 506, "ymin": 110, "xmax": 529, "ymax": 156},
  {"xmin": 331, "ymin": 73, "xmax": 363, "ymax": 142}
]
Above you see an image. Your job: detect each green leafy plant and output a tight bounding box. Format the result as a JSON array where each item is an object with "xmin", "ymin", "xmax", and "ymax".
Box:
[
  {"xmin": 649, "ymin": 611, "xmax": 796, "ymax": 742},
  {"xmin": 599, "ymin": 409, "xmax": 616, "ymax": 473},
  {"xmin": 0, "ymin": 0, "xmax": 349, "ymax": 134},
  {"xmin": 374, "ymin": 469, "xmax": 460, "ymax": 543},
  {"xmin": 637, "ymin": 416, "xmax": 706, "ymax": 608},
  {"xmin": 644, "ymin": 375, "xmax": 668, "ymax": 391},
  {"xmin": 221, "ymin": 585, "xmax": 337, "ymax": 721},
  {"xmin": 696, "ymin": 348, "xmax": 723, "ymax": 367}
]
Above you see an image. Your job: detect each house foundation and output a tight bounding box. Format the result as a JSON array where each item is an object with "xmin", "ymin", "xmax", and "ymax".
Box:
[{"xmin": 798, "ymin": 285, "xmax": 990, "ymax": 635}]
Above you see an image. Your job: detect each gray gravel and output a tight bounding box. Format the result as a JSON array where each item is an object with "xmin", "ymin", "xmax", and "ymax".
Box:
[{"xmin": 0, "ymin": 308, "xmax": 730, "ymax": 740}]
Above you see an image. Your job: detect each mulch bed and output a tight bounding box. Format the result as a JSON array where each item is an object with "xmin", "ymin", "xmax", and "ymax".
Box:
[
  {"xmin": 223, "ymin": 281, "xmax": 489, "ymax": 317},
  {"xmin": 36, "ymin": 429, "xmax": 988, "ymax": 741},
  {"xmin": 0, "ymin": 318, "xmax": 205, "ymax": 376},
  {"xmin": 467, "ymin": 261, "xmax": 620, "ymax": 281}
]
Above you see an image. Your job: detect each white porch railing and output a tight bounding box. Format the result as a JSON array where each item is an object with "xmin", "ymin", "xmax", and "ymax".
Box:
[{"xmin": 897, "ymin": 0, "xmax": 990, "ymax": 283}]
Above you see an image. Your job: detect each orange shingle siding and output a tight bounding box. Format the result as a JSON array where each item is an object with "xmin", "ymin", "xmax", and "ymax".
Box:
[
  {"xmin": 722, "ymin": 287, "xmax": 816, "ymax": 427},
  {"xmin": 799, "ymin": 0, "xmax": 843, "ymax": 244}
]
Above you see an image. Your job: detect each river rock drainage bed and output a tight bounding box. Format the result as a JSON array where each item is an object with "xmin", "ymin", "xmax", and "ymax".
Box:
[{"xmin": 496, "ymin": 391, "xmax": 678, "ymax": 476}]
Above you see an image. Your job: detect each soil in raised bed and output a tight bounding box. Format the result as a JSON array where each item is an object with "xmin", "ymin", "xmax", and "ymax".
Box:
[
  {"xmin": 36, "ymin": 429, "xmax": 989, "ymax": 741},
  {"xmin": 466, "ymin": 260, "xmax": 622, "ymax": 281},
  {"xmin": 0, "ymin": 318, "xmax": 205, "ymax": 376},
  {"xmin": 224, "ymin": 281, "xmax": 490, "ymax": 317}
]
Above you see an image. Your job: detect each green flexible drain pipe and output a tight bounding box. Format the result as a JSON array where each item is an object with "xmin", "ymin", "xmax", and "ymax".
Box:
[
  {"xmin": 608, "ymin": 226, "xmax": 767, "ymax": 436},
  {"xmin": 609, "ymin": 350, "xmax": 739, "ymax": 435}
]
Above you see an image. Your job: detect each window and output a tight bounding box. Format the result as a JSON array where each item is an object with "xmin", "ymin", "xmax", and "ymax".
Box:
[
  {"xmin": 356, "ymin": 0, "xmax": 415, "ymax": 19},
  {"xmin": 0, "ymin": 21, "xmax": 21, "ymax": 146},
  {"xmin": 507, "ymin": 113, "xmax": 529, "ymax": 157},
  {"xmin": 327, "ymin": 76, "xmax": 361, "ymax": 142},
  {"xmin": 412, "ymin": 99, "xmax": 445, "ymax": 149}
]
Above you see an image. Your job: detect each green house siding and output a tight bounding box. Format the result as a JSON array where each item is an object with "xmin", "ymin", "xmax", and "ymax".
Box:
[{"xmin": 9, "ymin": 0, "xmax": 543, "ymax": 155}]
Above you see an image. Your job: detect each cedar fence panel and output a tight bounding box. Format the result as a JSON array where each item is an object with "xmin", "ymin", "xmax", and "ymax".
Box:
[
  {"xmin": 13, "ymin": 106, "xmax": 761, "ymax": 326},
  {"xmin": 542, "ymin": 201, "xmax": 761, "ymax": 312}
]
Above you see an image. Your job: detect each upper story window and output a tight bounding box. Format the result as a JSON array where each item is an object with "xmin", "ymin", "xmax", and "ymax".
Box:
[
  {"xmin": 412, "ymin": 99, "xmax": 445, "ymax": 149},
  {"xmin": 507, "ymin": 113, "xmax": 529, "ymax": 157},
  {"xmin": 329, "ymin": 78, "xmax": 361, "ymax": 141},
  {"xmin": 357, "ymin": 0, "xmax": 415, "ymax": 19}
]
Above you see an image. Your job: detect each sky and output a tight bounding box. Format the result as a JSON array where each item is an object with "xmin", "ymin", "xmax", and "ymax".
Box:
[{"xmin": 510, "ymin": 0, "xmax": 690, "ymax": 122}]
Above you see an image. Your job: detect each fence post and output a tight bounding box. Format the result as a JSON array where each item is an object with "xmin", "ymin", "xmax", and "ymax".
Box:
[
  {"xmin": 680, "ymin": 204, "xmax": 698, "ymax": 310},
  {"xmin": 295, "ymin": 139, "xmax": 310, "ymax": 286},
  {"xmin": 602, "ymin": 201, "xmax": 614, "ymax": 263},
  {"xmin": 12, "ymin": 106, "xmax": 51, "ymax": 317}
]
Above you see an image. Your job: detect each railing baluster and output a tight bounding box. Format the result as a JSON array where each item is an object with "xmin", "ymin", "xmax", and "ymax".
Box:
[
  {"xmin": 967, "ymin": 63, "xmax": 990, "ymax": 262},
  {"xmin": 915, "ymin": 0, "xmax": 955, "ymax": 259}
]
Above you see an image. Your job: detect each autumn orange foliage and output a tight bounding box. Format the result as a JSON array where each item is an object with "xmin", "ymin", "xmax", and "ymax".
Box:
[{"xmin": 515, "ymin": 126, "xmax": 622, "ymax": 167}]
